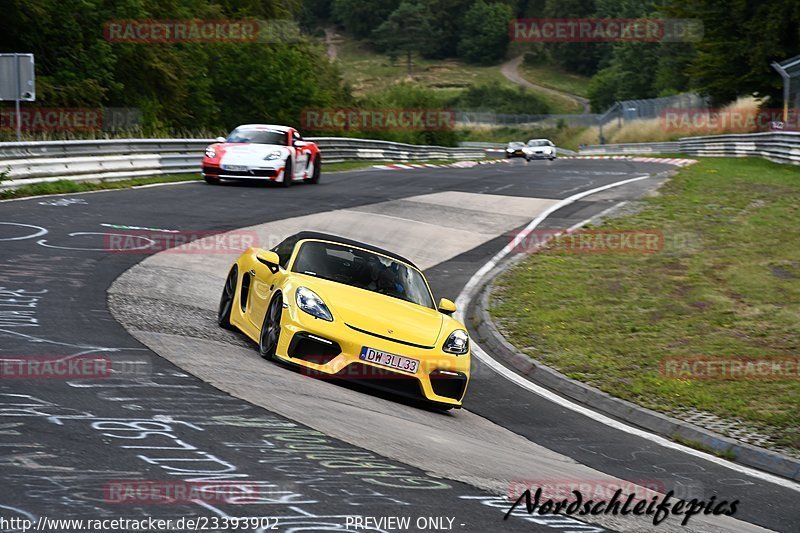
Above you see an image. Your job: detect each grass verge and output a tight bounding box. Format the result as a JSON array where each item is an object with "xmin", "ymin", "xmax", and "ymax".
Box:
[
  {"xmin": 518, "ymin": 63, "xmax": 590, "ymax": 98},
  {"xmin": 336, "ymin": 39, "xmax": 512, "ymax": 97},
  {"xmin": 0, "ymin": 159, "xmax": 472, "ymax": 200},
  {"xmin": 490, "ymin": 157, "xmax": 800, "ymax": 451},
  {"xmin": 0, "ymin": 174, "xmax": 199, "ymax": 200}
]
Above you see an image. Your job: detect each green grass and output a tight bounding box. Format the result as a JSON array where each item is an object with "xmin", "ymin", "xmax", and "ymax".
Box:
[
  {"xmin": 0, "ymin": 174, "xmax": 199, "ymax": 200},
  {"xmin": 490, "ymin": 157, "xmax": 800, "ymax": 451},
  {"xmin": 523, "ymin": 88, "xmax": 583, "ymax": 115},
  {"xmin": 337, "ymin": 40, "xmax": 512, "ymax": 97},
  {"xmin": 518, "ymin": 64, "xmax": 591, "ymax": 98},
  {"xmin": 336, "ymin": 38, "xmax": 574, "ymax": 115}
]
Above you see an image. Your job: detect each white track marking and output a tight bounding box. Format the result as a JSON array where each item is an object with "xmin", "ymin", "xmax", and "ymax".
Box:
[
  {"xmin": 0, "ymin": 222, "xmax": 48, "ymax": 241},
  {"xmin": 36, "ymin": 231, "xmax": 155, "ymax": 251},
  {"xmin": 455, "ymin": 175, "xmax": 800, "ymax": 491},
  {"xmin": 131, "ymin": 180, "xmax": 197, "ymax": 189}
]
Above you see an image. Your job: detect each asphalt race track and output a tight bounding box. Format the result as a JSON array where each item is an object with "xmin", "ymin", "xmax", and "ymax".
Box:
[{"xmin": 1, "ymin": 159, "xmax": 798, "ymax": 532}]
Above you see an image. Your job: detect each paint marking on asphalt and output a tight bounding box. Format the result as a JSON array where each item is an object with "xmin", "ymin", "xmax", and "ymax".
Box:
[{"xmin": 455, "ymin": 175, "xmax": 800, "ymax": 492}]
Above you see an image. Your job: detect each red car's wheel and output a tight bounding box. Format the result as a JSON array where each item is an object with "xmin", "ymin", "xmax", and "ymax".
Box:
[{"xmin": 305, "ymin": 154, "xmax": 321, "ymax": 184}]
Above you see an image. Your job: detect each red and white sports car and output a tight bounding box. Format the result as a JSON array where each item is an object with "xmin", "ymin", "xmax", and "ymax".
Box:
[{"xmin": 202, "ymin": 124, "xmax": 321, "ymax": 186}]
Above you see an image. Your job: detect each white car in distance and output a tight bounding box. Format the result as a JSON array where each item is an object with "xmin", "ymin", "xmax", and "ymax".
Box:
[{"xmin": 525, "ymin": 139, "xmax": 557, "ymax": 161}]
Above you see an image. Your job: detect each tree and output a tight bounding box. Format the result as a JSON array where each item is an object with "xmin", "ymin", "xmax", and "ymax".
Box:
[
  {"xmin": 0, "ymin": 0, "xmax": 351, "ymax": 135},
  {"xmin": 662, "ymin": 0, "xmax": 800, "ymax": 105},
  {"xmin": 372, "ymin": 1, "xmax": 434, "ymax": 76},
  {"xmin": 541, "ymin": 0, "xmax": 606, "ymax": 76},
  {"xmin": 331, "ymin": 0, "xmax": 400, "ymax": 39},
  {"xmin": 458, "ymin": 0, "xmax": 514, "ymax": 64},
  {"xmin": 587, "ymin": 68, "xmax": 620, "ymax": 112},
  {"xmin": 419, "ymin": 0, "xmax": 474, "ymax": 58}
]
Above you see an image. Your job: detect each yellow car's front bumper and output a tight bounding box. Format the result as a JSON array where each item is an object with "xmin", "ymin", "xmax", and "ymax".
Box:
[{"xmin": 275, "ymin": 305, "xmax": 470, "ymax": 407}]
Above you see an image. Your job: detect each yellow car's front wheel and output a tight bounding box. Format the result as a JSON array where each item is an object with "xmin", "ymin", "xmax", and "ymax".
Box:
[
  {"xmin": 259, "ymin": 294, "xmax": 283, "ymax": 359},
  {"xmin": 218, "ymin": 266, "xmax": 237, "ymax": 330}
]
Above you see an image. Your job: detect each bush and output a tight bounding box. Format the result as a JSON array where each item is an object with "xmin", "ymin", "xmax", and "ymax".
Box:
[
  {"xmin": 450, "ymin": 81, "xmax": 551, "ymax": 115},
  {"xmin": 304, "ymin": 83, "xmax": 463, "ymax": 146}
]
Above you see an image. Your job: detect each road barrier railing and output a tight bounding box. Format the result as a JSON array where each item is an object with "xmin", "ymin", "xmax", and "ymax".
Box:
[
  {"xmin": 579, "ymin": 141, "xmax": 682, "ymax": 155},
  {"xmin": 579, "ymin": 131, "xmax": 800, "ymax": 165},
  {"xmin": 0, "ymin": 137, "xmax": 488, "ymax": 189}
]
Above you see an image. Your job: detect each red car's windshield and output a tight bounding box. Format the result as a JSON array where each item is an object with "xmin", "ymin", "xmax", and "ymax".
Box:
[{"xmin": 226, "ymin": 128, "xmax": 287, "ymax": 146}]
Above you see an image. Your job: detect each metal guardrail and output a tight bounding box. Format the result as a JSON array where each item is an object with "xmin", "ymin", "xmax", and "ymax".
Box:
[
  {"xmin": 579, "ymin": 131, "xmax": 800, "ymax": 165},
  {"xmin": 579, "ymin": 141, "xmax": 682, "ymax": 155},
  {"xmin": 679, "ymin": 131, "xmax": 800, "ymax": 164},
  {"xmin": 0, "ymin": 137, "xmax": 488, "ymax": 189},
  {"xmin": 310, "ymin": 137, "xmax": 484, "ymax": 163},
  {"xmin": 0, "ymin": 139, "xmax": 209, "ymax": 161}
]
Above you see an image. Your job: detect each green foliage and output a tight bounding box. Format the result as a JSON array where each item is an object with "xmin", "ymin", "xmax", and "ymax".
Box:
[
  {"xmin": 458, "ymin": 1, "xmax": 514, "ymax": 64},
  {"xmin": 372, "ymin": 1, "xmax": 434, "ymax": 74},
  {"xmin": 662, "ymin": 0, "xmax": 800, "ymax": 105},
  {"xmin": 587, "ymin": 68, "xmax": 620, "ymax": 112},
  {"xmin": 450, "ymin": 81, "xmax": 550, "ymax": 114},
  {"xmin": 540, "ymin": 0, "xmax": 608, "ymax": 76},
  {"xmin": 330, "ymin": 0, "xmax": 517, "ymax": 65},
  {"xmin": 0, "ymin": 0, "xmax": 351, "ymax": 136},
  {"xmin": 579, "ymin": 0, "xmax": 799, "ymax": 109},
  {"xmin": 331, "ymin": 0, "xmax": 400, "ymax": 39},
  {"xmin": 360, "ymin": 84, "xmax": 463, "ymax": 146},
  {"xmin": 420, "ymin": 0, "xmax": 475, "ymax": 59},
  {"xmin": 304, "ymin": 83, "xmax": 462, "ymax": 146}
]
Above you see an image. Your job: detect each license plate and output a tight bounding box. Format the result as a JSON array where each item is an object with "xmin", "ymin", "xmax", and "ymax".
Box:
[
  {"xmin": 360, "ymin": 347, "xmax": 419, "ymax": 374},
  {"xmin": 223, "ymin": 164, "xmax": 248, "ymax": 171}
]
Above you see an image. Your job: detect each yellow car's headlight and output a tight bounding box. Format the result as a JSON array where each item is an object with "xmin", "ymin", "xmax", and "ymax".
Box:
[
  {"xmin": 296, "ymin": 287, "xmax": 333, "ymax": 321},
  {"xmin": 443, "ymin": 329, "xmax": 469, "ymax": 354}
]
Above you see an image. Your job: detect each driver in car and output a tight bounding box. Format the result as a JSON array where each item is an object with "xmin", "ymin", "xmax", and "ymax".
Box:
[{"xmin": 375, "ymin": 266, "xmax": 405, "ymax": 298}]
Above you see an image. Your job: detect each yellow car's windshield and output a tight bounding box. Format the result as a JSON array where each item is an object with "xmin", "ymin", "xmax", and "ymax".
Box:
[{"xmin": 292, "ymin": 241, "xmax": 435, "ymax": 309}]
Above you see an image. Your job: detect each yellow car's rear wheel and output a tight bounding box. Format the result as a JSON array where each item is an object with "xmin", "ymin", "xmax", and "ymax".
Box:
[{"xmin": 259, "ymin": 294, "xmax": 283, "ymax": 359}]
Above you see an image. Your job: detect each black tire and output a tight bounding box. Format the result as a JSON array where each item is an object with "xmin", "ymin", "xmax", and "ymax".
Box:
[
  {"xmin": 218, "ymin": 266, "xmax": 238, "ymax": 330},
  {"xmin": 259, "ymin": 294, "xmax": 283, "ymax": 359},
  {"xmin": 281, "ymin": 159, "xmax": 292, "ymax": 187},
  {"xmin": 305, "ymin": 154, "xmax": 321, "ymax": 184},
  {"xmin": 204, "ymin": 176, "xmax": 220, "ymax": 184}
]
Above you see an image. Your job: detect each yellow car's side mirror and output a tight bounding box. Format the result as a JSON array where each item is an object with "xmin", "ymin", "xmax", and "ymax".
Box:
[
  {"xmin": 256, "ymin": 250, "xmax": 280, "ymax": 267},
  {"xmin": 438, "ymin": 298, "xmax": 457, "ymax": 315}
]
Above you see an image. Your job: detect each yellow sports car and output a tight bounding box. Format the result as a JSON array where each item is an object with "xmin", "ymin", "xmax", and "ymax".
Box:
[{"xmin": 218, "ymin": 231, "xmax": 470, "ymax": 409}]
